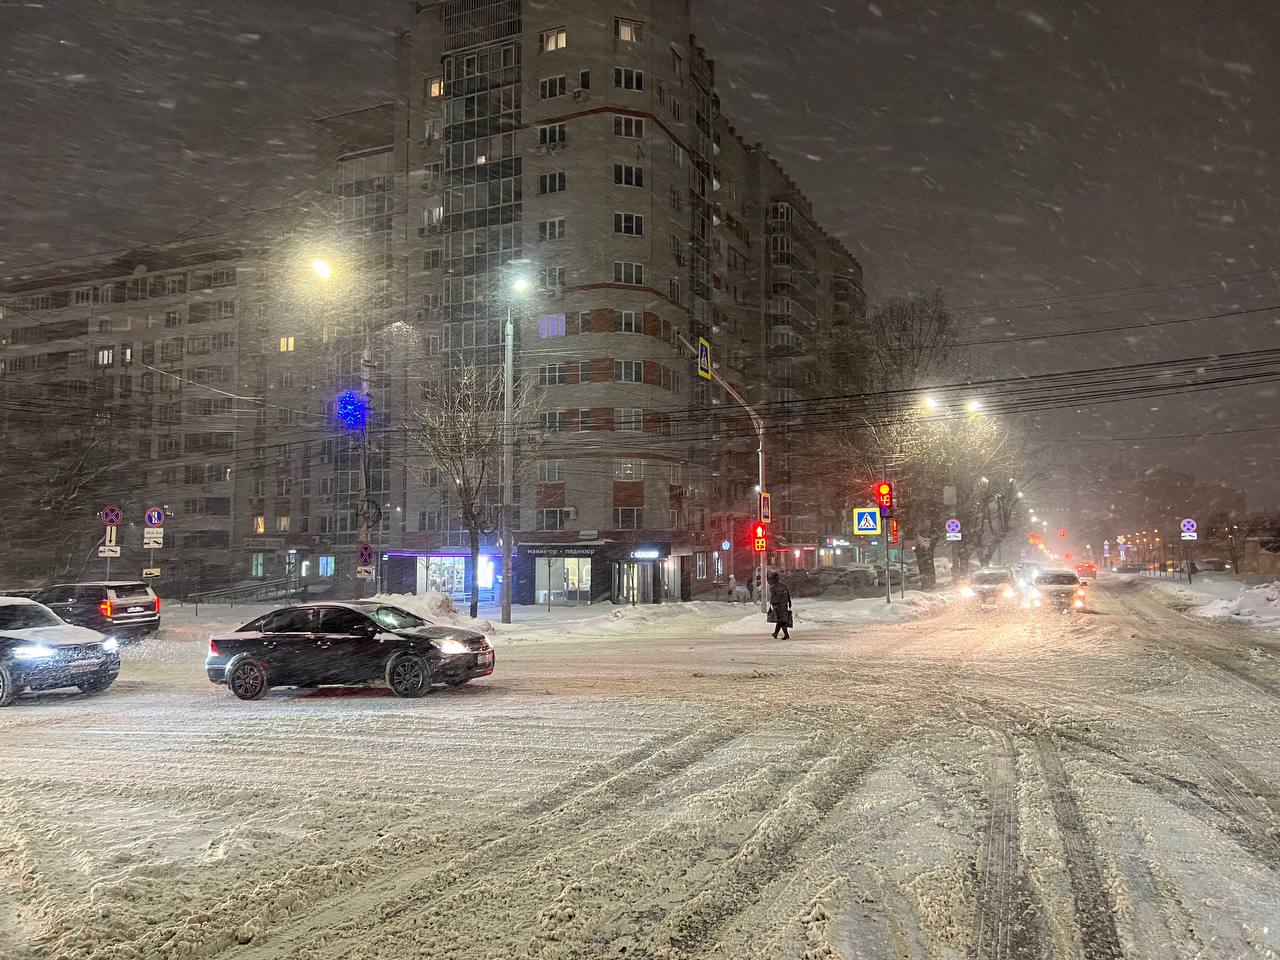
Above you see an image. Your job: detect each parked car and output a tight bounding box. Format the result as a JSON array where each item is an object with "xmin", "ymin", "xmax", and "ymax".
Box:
[
  {"xmin": 30, "ymin": 582, "xmax": 160, "ymax": 639},
  {"xmin": 1074, "ymin": 562, "xmax": 1098, "ymax": 582},
  {"xmin": 206, "ymin": 601, "xmax": 494, "ymax": 700},
  {"xmin": 1198, "ymin": 557, "xmax": 1234, "ymax": 572},
  {"xmin": 959, "ymin": 568, "xmax": 1021, "ymax": 609},
  {"xmin": 0, "ymin": 597, "xmax": 120, "ymax": 706},
  {"xmin": 1029, "ymin": 569, "xmax": 1087, "ymax": 612}
]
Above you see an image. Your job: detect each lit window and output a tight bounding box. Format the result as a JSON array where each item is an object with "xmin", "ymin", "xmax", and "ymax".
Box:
[
  {"xmin": 251, "ymin": 553, "xmax": 265, "ymax": 578},
  {"xmin": 427, "ymin": 76, "xmax": 443, "ymax": 97},
  {"xmin": 538, "ymin": 313, "xmax": 567, "ymax": 337},
  {"xmin": 276, "ymin": 516, "xmax": 291, "ymax": 533},
  {"xmin": 252, "ymin": 515, "xmax": 266, "ymax": 534},
  {"xmin": 279, "ymin": 336, "xmax": 295, "ymax": 352},
  {"xmin": 318, "ymin": 555, "xmax": 334, "ymax": 577},
  {"xmin": 540, "ymin": 27, "xmax": 567, "ymax": 51},
  {"xmin": 95, "ymin": 347, "xmax": 114, "ymax": 367},
  {"xmin": 615, "ymin": 18, "xmax": 643, "ymax": 43}
]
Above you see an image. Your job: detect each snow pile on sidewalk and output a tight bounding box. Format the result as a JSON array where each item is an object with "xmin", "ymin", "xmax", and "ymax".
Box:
[{"xmin": 1194, "ymin": 581, "xmax": 1280, "ymax": 630}]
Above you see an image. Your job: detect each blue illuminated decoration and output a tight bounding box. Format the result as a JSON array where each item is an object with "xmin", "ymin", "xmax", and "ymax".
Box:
[{"xmin": 335, "ymin": 390, "xmax": 369, "ymax": 431}]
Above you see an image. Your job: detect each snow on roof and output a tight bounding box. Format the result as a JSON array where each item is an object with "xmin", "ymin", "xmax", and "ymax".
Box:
[{"xmin": 0, "ymin": 596, "xmax": 39, "ymax": 606}]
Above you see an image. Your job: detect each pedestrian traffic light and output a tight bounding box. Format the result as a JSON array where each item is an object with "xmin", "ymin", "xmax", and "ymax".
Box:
[
  {"xmin": 1058, "ymin": 528, "xmax": 1067, "ymax": 539},
  {"xmin": 875, "ymin": 481, "xmax": 894, "ymax": 510},
  {"xmin": 889, "ymin": 518, "xmax": 900, "ymax": 545},
  {"xmin": 752, "ymin": 522, "xmax": 769, "ymax": 553}
]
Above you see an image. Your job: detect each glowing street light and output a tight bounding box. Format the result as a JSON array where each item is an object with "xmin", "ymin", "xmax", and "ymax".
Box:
[
  {"xmin": 311, "ymin": 258, "xmax": 333, "ymax": 280},
  {"xmin": 966, "ymin": 399, "xmax": 983, "ymax": 413},
  {"xmin": 923, "ymin": 395, "xmax": 939, "ymax": 409}
]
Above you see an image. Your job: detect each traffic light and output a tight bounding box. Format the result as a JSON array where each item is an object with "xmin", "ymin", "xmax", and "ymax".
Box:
[
  {"xmin": 752, "ymin": 522, "xmax": 769, "ymax": 553},
  {"xmin": 875, "ymin": 481, "xmax": 894, "ymax": 510},
  {"xmin": 889, "ymin": 518, "xmax": 900, "ymax": 545},
  {"xmin": 1058, "ymin": 528, "xmax": 1067, "ymax": 539}
]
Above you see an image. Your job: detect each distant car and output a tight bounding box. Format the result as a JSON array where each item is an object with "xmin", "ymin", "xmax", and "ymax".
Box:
[
  {"xmin": 0, "ymin": 597, "xmax": 121, "ymax": 706},
  {"xmin": 1030, "ymin": 570, "xmax": 1087, "ymax": 612},
  {"xmin": 960, "ymin": 568, "xmax": 1021, "ymax": 609},
  {"xmin": 31, "ymin": 582, "xmax": 160, "ymax": 639},
  {"xmin": 1074, "ymin": 562, "xmax": 1098, "ymax": 582},
  {"xmin": 1198, "ymin": 557, "xmax": 1234, "ymax": 572},
  {"xmin": 205, "ymin": 601, "xmax": 494, "ymax": 700}
]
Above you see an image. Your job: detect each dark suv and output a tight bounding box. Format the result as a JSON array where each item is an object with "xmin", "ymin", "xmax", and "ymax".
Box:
[{"xmin": 32, "ymin": 582, "xmax": 161, "ymax": 639}]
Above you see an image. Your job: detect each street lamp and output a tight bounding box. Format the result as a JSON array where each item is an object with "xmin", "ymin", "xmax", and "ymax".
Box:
[
  {"xmin": 501, "ymin": 268, "xmax": 532, "ymax": 625},
  {"xmin": 923, "ymin": 396, "xmax": 939, "ymax": 410},
  {"xmin": 311, "ymin": 259, "xmax": 334, "ymax": 281},
  {"xmin": 966, "ymin": 399, "xmax": 983, "ymax": 413}
]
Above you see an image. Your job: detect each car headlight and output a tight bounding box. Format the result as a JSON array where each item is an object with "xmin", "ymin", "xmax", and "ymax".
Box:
[
  {"xmin": 12, "ymin": 644, "xmax": 56, "ymax": 659},
  {"xmin": 1002, "ymin": 587, "xmax": 1017, "ymax": 599},
  {"xmin": 102, "ymin": 636, "xmax": 120, "ymax": 653},
  {"xmin": 434, "ymin": 638, "xmax": 469, "ymax": 655},
  {"xmin": 1028, "ymin": 587, "xmax": 1041, "ymax": 598},
  {"xmin": 1074, "ymin": 599, "xmax": 1085, "ymax": 608},
  {"xmin": 960, "ymin": 586, "xmax": 976, "ymax": 598}
]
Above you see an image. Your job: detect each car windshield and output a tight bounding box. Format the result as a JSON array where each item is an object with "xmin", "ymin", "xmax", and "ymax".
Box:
[
  {"xmin": 0, "ymin": 604, "xmax": 62, "ymax": 630},
  {"xmin": 369, "ymin": 606, "xmax": 427, "ymax": 630},
  {"xmin": 1037, "ymin": 574, "xmax": 1080, "ymax": 585},
  {"xmin": 972, "ymin": 571, "xmax": 1011, "ymax": 585}
]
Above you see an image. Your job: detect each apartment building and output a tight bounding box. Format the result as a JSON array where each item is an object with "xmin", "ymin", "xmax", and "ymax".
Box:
[
  {"xmin": 383, "ymin": 0, "xmax": 866, "ymax": 604},
  {"xmin": 0, "ymin": 236, "xmax": 266, "ymax": 590}
]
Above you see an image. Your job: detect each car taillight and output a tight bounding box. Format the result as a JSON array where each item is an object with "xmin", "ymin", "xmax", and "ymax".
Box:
[
  {"xmin": 208, "ymin": 639, "xmax": 220, "ymax": 656},
  {"xmin": 1075, "ymin": 589, "xmax": 1086, "ymax": 598},
  {"xmin": 99, "ymin": 598, "xmax": 113, "ymax": 618},
  {"xmin": 154, "ymin": 596, "xmax": 161, "ymax": 613}
]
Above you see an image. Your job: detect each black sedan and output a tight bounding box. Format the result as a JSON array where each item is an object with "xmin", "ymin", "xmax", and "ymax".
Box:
[
  {"xmin": 205, "ymin": 602, "xmax": 495, "ymax": 700},
  {"xmin": 0, "ymin": 598, "xmax": 121, "ymax": 706}
]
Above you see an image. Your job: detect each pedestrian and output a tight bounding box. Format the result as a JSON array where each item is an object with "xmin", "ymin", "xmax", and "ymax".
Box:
[
  {"xmin": 727, "ymin": 573, "xmax": 737, "ymax": 602},
  {"xmin": 767, "ymin": 570, "xmax": 792, "ymax": 640}
]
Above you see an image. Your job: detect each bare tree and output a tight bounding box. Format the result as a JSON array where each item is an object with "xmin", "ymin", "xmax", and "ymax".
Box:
[
  {"xmin": 402, "ymin": 366, "xmax": 541, "ymax": 618},
  {"xmin": 2, "ymin": 424, "xmax": 113, "ymax": 581}
]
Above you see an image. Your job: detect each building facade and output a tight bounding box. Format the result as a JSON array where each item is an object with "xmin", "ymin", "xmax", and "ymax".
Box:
[{"xmin": 0, "ymin": 0, "xmax": 866, "ymax": 602}]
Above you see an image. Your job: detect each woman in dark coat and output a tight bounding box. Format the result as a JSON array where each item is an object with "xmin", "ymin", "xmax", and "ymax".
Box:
[{"xmin": 768, "ymin": 570, "xmax": 792, "ymax": 640}]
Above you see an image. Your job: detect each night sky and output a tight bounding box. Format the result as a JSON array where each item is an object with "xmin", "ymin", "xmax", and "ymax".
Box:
[{"xmin": 2, "ymin": 0, "xmax": 1278, "ymax": 508}]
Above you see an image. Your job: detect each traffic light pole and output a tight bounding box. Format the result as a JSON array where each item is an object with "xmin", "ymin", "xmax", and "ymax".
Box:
[{"xmin": 679, "ymin": 333, "xmax": 767, "ymax": 614}]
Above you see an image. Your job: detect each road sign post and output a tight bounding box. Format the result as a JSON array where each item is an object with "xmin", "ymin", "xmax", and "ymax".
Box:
[
  {"xmin": 356, "ymin": 542, "xmax": 376, "ymax": 582},
  {"xmin": 759, "ymin": 491, "xmax": 772, "ymax": 524}
]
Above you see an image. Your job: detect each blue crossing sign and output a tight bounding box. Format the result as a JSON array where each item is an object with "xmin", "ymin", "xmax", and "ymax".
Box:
[
  {"xmin": 696, "ymin": 337, "xmax": 713, "ymax": 380},
  {"xmin": 854, "ymin": 507, "xmax": 883, "ymax": 537}
]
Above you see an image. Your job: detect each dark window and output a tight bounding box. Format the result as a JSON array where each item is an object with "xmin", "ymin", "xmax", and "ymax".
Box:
[
  {"xmin": 261, "ymin": 608, "xmax": 316, "ymax": 633},
  {"xmin": 316, "ymin": 607, "xmax": 374, "ymax": 634}
]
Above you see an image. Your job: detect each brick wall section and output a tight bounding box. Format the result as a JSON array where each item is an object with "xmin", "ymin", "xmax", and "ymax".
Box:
[
  {"xmin": 643, "ymin": 311, "xmax": 662, "ymax": 337},
  {"xmin": 590, "ymin": 308, "xmax": 614, "ymax": 334},
  {"xmin": 587, "ymin": 407, "xmax": 613, "ymax": 431},
  {"xmin": 536, "ymin": 483, "xmax": 566, "ymax": 508},
  {"xmin": 588, "ymin": 357, "xmax": 613, "ymax": 382},
  {"xmin": 613, "ymin": 481, "xmax": 645, "ymax": 508},
  {"xmin": 642, "ymin": 360, "xmax": 663, "ymax": 387}
]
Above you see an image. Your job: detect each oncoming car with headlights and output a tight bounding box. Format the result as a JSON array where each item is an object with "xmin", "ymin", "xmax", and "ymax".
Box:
[
  {"xmin": 0, "ymin": 597, "xmax": 121, "ymax": 706},
  {"xmin": 1028, "ymin": 570, "xmax": 1088, "ymax": 612},
  {"xmin": 205, "ymin": 602, "xmax": 494, "ymax": 700},
  {"xmin": 959, "ymin": 568, "xmax": 1021, "ymax": 610}
]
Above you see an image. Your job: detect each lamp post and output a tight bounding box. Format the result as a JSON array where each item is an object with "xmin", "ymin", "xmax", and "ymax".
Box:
[{"xmin": 501, "ymin": 274, "xmax": 531, "ymax": 625}]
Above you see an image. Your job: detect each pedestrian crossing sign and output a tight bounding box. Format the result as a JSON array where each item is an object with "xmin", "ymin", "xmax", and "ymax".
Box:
[{"xmin": 854, "ymin": 507, "xmax": 882, "ymax": 536}]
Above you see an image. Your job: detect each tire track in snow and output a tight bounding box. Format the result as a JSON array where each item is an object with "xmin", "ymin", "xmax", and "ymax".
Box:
[
  {"xmin": 1033, "ymin": 737, "xmax": 1124, "ymax": 960},
  {"xmin": 212, "ymin": 718, "xmax": 748, "ymax": 960},
  {"xmin": 971, "ymin": 728, "xmax": 1047, "ymax": 960}
]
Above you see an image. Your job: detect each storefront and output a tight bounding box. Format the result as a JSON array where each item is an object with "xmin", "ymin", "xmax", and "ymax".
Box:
[
  {"xmin": 382, "ymin": 551, "xmax": 499, "ymax": 604},
  {"xmin": 515, "ymin": 542, "xmax": 688, "ymax": 606}
]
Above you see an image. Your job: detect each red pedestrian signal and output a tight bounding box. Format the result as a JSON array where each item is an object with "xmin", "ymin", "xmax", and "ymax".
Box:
[
  {"xmin": 752, "ymin": 522, "xmax": 769, "ymax": 553},
  {"xmin": 875, "ymin": 481, "xmax": 894, "ymax": 510},
  {"xmin": 889, "ymin": 518, "xmax": 900, "ymax": 545}
]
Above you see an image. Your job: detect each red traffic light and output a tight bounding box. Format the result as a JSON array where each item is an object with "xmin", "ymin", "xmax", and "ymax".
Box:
[
  {"xmin": 752, "ymin": 522, "xmax": 769, "ymax": 553},
  {"xmin": 889, "ymin": 517, "xmax": 900, "ymax": 545},
  {"xmin": 875, "ymin": 481, "xmax": 894, "ymax": 510},
  {"xmin": 1058, "ymin": 528, "xmax": 1067, "ymax": 539}
]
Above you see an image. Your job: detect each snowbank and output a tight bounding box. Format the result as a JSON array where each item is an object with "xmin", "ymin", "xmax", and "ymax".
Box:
[{"xmin": 1194, "ymin": 581, "xmax": 1280, "ymax": 630}]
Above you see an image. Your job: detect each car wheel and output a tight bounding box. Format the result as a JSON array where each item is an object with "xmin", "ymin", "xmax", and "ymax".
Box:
[
  {"xmin": 0, "ymin": 663, "xmax": 14, "ymax": 707},
  {"xmin": 78, "ymin": 672, "xmax": 117, "ymax": 696},
  {"xmin": 226, "ymin": 656, "xmax": 269, "ymax": 701},
  {"xmin": 386, "ymin": 652, "xmax": 431, "ymax": 698}
]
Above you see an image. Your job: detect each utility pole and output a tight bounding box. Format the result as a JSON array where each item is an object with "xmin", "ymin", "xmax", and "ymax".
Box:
[
  {"xmin": 355, "ymin": 312, "xmax": 372, "ymax": 600},
  {"xmin": 501, "ymin": 302, "xmax": 515, "ymax": 624}
]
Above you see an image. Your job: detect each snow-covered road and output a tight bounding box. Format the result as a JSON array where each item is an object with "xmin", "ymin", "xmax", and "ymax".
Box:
[{"xmin": 2, "ymin": 578, "xmax": 1279, "ymax": 959}]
